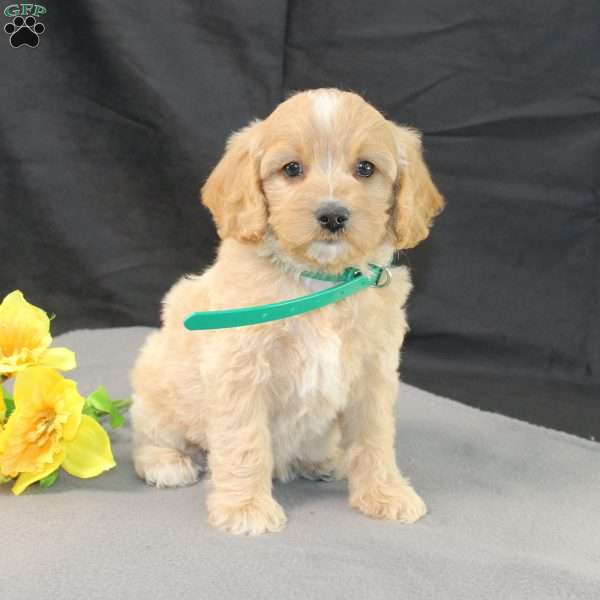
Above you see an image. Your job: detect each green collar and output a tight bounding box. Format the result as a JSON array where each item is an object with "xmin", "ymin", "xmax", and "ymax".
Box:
[{"xmin": 183, "ymin": 263, "xmax": 392, "ymax": 331}]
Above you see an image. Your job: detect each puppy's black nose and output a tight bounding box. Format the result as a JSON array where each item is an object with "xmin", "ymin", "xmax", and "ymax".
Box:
[{"xmin": 315, "ymin": 204, "xmax": 350, "ymax": 233}]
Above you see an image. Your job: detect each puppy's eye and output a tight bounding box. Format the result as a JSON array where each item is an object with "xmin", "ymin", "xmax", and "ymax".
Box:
[
  {"xmin": 283, "ymin": 161, "xmax": 303, "ymax": 178},
  {"xmin": 356, "ymin": 160, "xmax": 375, "ymax": 178}
]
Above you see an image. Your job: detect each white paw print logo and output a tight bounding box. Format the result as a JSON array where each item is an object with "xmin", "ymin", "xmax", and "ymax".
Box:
[{"xmin": 4, "ymin": 15, "xmax": 45, "ymax": 47}]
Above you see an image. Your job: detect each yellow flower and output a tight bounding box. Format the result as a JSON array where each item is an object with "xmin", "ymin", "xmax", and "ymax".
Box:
[
  {"xmin": 0, "ymin": 366, "xmax": 116, "ymax": 495},
  {"xmin": 0, "ymin": 290, "xmax": 76, "ymax": 377}
]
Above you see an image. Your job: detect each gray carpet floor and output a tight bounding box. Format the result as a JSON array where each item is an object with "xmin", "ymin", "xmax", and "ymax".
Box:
[{"xmin": 2, "ymin": 327, "xmax": 599, "ymax": 600}]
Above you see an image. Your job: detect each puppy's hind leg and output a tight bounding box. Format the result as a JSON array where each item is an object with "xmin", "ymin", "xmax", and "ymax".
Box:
[{"xmin": 131, "ymin": 397, "xmax": 204, "ymax": 489}]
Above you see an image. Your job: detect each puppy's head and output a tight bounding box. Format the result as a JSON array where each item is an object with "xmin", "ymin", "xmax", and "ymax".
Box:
[{"xmin": 202, "ymin": 89, "xmax": 444, "ymax": 269}]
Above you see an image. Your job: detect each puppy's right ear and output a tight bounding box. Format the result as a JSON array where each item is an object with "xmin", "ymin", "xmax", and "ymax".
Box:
[{"xmin": 201, "ymin": 120, "xmax": 267, "ymax": 242}]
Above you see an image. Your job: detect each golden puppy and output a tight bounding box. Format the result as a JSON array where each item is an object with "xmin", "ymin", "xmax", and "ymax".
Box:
[{"xmin": 130, "ymin": 88, "xmax": 444, "ymax": 535}]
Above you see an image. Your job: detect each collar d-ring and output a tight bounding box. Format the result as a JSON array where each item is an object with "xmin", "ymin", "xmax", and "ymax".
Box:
[{"xmin": 371, "ymin": 266, "xmax": 392, "ymax": 288}]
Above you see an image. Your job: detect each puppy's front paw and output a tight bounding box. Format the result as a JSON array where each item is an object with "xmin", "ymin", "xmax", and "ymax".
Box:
[
  {"xmin": 207, "ymin": 494, "xmax": 287, "ymax": 535},
  {"xmin": 351, "ymin": 482, "xmax": 427, "ymax": 523}
]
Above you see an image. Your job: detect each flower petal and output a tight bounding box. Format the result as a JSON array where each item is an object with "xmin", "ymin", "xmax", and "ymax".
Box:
[
  {"xmin": 59, "ymin": 383, "xmax": 84, "ymax": 442},
  {"xmin": 39, "ymin": 347, "xmax": 77, "ymax": 372},
  {"xmin": 13, "ymin": 365, "xmax": 56, "ymax": 409},
  {"xmin": 63, "ymin": 415, "xmax": 115, "ymax": 478},
  {"xmin": 11, "ymin": 450, "xmax": 65, "ymax": 495},
  {"xmin": 0, "ymin": 290, "xmax": 51, "ymax": 359}
]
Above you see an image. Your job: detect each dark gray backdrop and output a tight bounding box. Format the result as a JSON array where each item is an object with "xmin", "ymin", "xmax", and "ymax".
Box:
[{"xmin": 1, "ymin": 1, "xmax": 598, "ymax": 437}]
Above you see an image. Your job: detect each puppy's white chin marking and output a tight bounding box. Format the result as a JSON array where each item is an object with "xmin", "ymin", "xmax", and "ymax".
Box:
[{"xmin": 306, "ymin": 240, "xmax": 350, "ymax": 265}]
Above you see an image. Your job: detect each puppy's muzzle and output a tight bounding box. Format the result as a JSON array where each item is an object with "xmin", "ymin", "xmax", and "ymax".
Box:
[{"xmin": 315, "ymin": 202, "xmax": 350, "ymax": 233}]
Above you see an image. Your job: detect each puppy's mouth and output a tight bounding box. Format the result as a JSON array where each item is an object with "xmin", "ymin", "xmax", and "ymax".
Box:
[
  {"xmin": 315, "ymin": 228, "xmax": 349, "ymax": 244},
  {"xmin": 305, "ymin": 239, "xmax": 351, "ymax": 265}
]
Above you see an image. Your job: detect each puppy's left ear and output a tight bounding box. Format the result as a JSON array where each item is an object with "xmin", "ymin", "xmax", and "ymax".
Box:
[
  {"xmin": 201, "ymin": 120, "xmax": 267, "ymax": 243},
  {"xmin": 389, "ymin": 124, "xmax": 445, "ymax": 249}
]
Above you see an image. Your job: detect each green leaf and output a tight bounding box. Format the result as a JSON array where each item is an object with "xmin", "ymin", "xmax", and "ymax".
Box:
[
  {"xmin": 85, "ymin": 387, "xmax": 130, "ymax": 424},
  {"xmin": 108, "ymin": 408, "xmax": 125, "ymax": 429},
  {"xmin": 83, "ymin": 387, "xmax": 130, "ymax": 428},
  {"xmin": 86, "ymin": 386, "xmax": 112, "ymax": 413},
  {"xmin": 82, "ymin": 403, "xmax": 100, "ymax": 421},
  {"xmin": 112, "ymin": 399, "xmax": 132, "ymax": 410},
  {"xmin": 39, "ymin": 470, "xmax": 60, "ymax": 489},
  {"xmin": 4, "ymin": 392, "xmax": 15, "ymax": 419}
]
